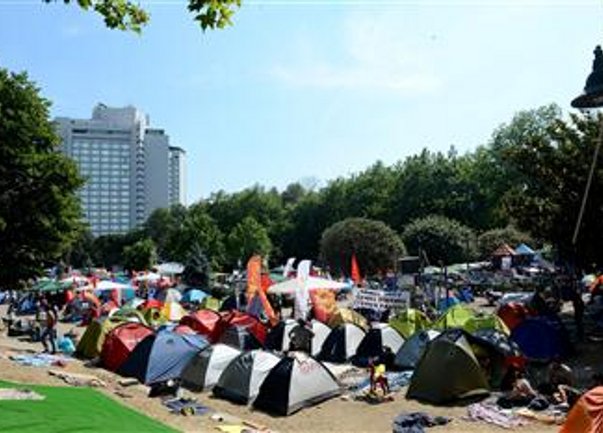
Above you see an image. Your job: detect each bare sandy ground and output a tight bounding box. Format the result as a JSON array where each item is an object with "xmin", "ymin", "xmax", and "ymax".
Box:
[{"xmin": 0, "ymin": 305, "xmax": 560, "ymax": 433}]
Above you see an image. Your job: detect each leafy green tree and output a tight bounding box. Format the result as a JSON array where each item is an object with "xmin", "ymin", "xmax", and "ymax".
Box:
[
  {"xmin": 123, "ymin": 238, "xmax": 157, "ymax": 271},
  {"xmin": 402, "ymin": 215, "xmax": 475, "ymax": 265},
  {"xmin": 163, "ymin": 204, "xmax": 225, "ymax": 267},
  {"xmin": 65, "ymin": 228, "xmax": 94, "ymax": 269},
  {"xmin": 496, "ymin": 107, "xmax": 603, "ymax": 266},
  {"xmin": 477, "ymin": 227, "xmax": 534, "ymax": 259},
  {"xmin": 144, "ymin": 204, "xmax": 188, "ymax": 261},
  {"xmin": 320, "ymin": 218, "xmax": 405, "ymax": 277},
  {"xmin": 46, "ymin": 0, "xmax": 241, "ymax": 32},
  {"xmin": 226, "ymin": 217, "xmax": 272, "ymax": 267},
  {"xmin": 182, "ymin": 243, "xmax": 211, "ymax": 289},
  {"xmin": 0, "ymin": 67, "xmax": 84, "ymax": 288}
]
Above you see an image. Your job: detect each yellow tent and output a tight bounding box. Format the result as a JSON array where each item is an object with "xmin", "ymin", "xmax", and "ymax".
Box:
[
  {"xmin": 328, "ymin": 308, "xmax": 368, "ymax": 331},
  {"xmin": 434, "ymin": 305, "xmax": 475, "ymax": 330},
  {"xmin": 463, "ymin": 315, "xmax": 510, "ymax": 336},
  {"xmin": 161, "ymin": 301, "xmax": 186, "ymax": 321}
]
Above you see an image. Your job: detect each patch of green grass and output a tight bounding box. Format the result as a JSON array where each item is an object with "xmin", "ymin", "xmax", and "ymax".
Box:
[{"xmin": 0, "ymin": 380, "xmax": 178, "ymax": 432}]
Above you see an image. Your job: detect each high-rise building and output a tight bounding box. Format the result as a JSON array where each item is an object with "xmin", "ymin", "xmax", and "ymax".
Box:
[{"xmin": 55, "ymin": 104, "xmax": 186, "ymax": 237}]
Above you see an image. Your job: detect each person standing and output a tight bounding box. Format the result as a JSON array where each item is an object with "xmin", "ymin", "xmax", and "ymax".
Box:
[{"xmin": 40, "ymin": 299, "xmax": 57, "ymax": 354}]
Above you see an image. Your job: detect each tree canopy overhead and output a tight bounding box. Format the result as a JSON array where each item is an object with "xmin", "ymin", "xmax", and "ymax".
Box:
[{"xmin": 45, "ymin": 0, "xmax": 242, "ymax": 32}]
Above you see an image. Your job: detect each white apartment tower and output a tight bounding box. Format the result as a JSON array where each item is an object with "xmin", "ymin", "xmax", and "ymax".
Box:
[{"xmin": 55, "ymin": 104, "xmax": 186, "ymax": 237}]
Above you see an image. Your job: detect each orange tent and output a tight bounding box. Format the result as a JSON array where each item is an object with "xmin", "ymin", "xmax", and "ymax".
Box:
[{"xmin": 561, "ymin": 386, "xmax": 603, "ymax": 433}]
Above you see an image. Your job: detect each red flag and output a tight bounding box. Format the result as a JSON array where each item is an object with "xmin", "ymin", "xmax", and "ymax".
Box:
[{"xmin": 351, "ymin": 254, "xmax": 361, "ymax": 284}]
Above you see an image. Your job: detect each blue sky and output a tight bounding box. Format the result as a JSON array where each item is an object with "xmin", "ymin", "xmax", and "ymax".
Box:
[{"xmin": 0, "ymin": 1, "xmax": 601, "ymax": 202}]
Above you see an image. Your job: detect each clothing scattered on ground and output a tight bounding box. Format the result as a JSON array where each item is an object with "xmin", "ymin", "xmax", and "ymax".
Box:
[
  {"xmin": 47, "ymin": 369, "xmax": 106, "ymax": 387},
  {"xmin": 465, "ymin": 402, "xmax": 527, "ymax": 429},
  {"xmin": 9, "ymin": 353, "xmax": 71, "ymax": 368},
  {"xmin": 392, "ymin": 412, "xmax": 451, "ymax": 433},
  {"xmin": 162, "ymin": 397, "xmax": 210, "ymax": 416}
]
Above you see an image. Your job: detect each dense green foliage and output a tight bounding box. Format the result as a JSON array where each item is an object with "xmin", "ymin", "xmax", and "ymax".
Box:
[
  {"xmin": 123, "ymin": 238, "xmax": 157, "ymax": 271},
  {"xmin": 226, "ymin": 216, "xmax": 272, "ymax": 267},
  {"xmin": 62, "ymin": 103, "xmax": 603, "ymax": 274},
  {"xmin": 46, "ymin": 0, "xmax": 241, "ymax": 32},
  {"xmin": 0, "ymin": 68, "xmax": 84, "ymax": 288},
  {"xmin": 477, "ymin": 227, "xmax": 533, "ymax": 258},
  {"xmin": 182, "ymin": 243, "xmax": 211, "ymax": 289},
  {"xmin": 402, "ymin": 215, "xmax": 475, "ymax": 265},
  {"xmin": 320, "ymin": 218, "xmax": 405, "ymax": 276}
]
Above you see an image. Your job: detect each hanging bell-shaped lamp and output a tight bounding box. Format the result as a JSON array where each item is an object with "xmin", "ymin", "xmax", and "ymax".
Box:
[{"xmin": 572, "ymin": 45, "xmax": 603, "ymax": 109}]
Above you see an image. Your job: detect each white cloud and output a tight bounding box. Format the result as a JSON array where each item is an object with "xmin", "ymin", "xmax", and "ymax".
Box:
[{"xmin": 268, "ymin": 12, "xmax": 442, "ymax": 94}]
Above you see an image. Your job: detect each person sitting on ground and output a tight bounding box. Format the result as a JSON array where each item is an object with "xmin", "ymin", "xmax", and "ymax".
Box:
[
  {"xmin": 546, "ymin": 359, "xmax": 580, "ymax": 407},
  {"xmin": 498, "ymin": 367, "xmax": 537, "ymax": 408},
  {"xmin": 368, "ymin": 356, "xmax": 390, "ymax": 396}
]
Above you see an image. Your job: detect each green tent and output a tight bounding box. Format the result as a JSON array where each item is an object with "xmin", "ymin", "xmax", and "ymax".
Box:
[
  {"xmin": 76, "ymin": 317, "xmax": 122, "ymax": 359},
  {"xmin": 406, "ymin": 334, "xmax": 489, "ymax": 404},
  {"xmin": 389, "ymin": 309, "xmax": 431, "ymax": 338},
  {"xmin": 30, "ymin": 279, "xmax": 60, "ymax": 292},
  {"xmin": 463, "ymin": 315, "xmax": 510, "ymax": 336},
  {"xmin": 434, "ymin": 305, "xmax": 474, "ymax": 330}
]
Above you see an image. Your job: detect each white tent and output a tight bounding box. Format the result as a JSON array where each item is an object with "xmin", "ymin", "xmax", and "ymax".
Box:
[
  {"xmin": 157, "ymin": 262, "xmax": 185, "ymax": 276},
  {"xmin": 181, "ymin": 344, "xmax": 241, "ymax": 391},
  {"xmin": 134, "ymin": 272, "xmax": 161, "ymax": 282},
  {"xmin": 268, "ymin": 277, "xmax": 349, "ymax": 295}
]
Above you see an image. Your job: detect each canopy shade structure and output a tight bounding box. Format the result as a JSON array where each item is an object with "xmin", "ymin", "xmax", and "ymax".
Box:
[
  {"xmin": 268, "ymin": 277, "xmax": 349, "ymax": 295},
  {"xmin": 134, "ymin": 272, "xmax": 162, "ymax": 282},
  {"xmin": 156, "ymin": 262, "xmax": 184, "ymax": 276},
  {"xmin": 78, "ymin": 280, "xmax": 132, "ymax": 291}
]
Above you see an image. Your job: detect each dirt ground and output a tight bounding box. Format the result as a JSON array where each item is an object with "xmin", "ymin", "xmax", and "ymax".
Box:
[{"xmin": 0, "ymin": 302, "xmax": 564, "ymax": 433}]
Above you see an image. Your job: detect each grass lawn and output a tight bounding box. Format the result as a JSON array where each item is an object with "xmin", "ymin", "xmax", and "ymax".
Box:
[{"xmin": 0, "ymin": 380, "xmax": 178, "ymax": 433}]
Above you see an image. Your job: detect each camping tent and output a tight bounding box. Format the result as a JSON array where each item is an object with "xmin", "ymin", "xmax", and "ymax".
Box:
[
  {"xmin": 265, "ymin": 319, "xmax": 300, "ymax": 352},
  {"xmin": 318, "ymin": 323, "xmax": 366, "ymax": 363},
  {"xmin": 394, "ymin": 329, "xmax": 441, "ymax": 370},
  {"xmin": 311, "ymin": 320, "xmax": 332, "ymax": 357},
  {"xmin": 181, "ymin": 289, "xmax": 208, "ymax": 304},
  {"xmin": 434, "ymin": 305, "xmax": 475, "ymax": 330},
  {"xmin": 223, "ymin": 311, "xmax": 267, "ymax": 345},
  {"xmin": 560, "ymin": 386, "xmax": 603, "ymax": 433},
  {"xmin": 328, "ymin": 308, "xmax": 368, "ymax": 331},
  {"xmin": 407, "ymin": 332, "xmax": 489, "ymax": 404},
  {"xmin": 179, "ymin": 309, "xmax": 225, "ymax": 343},
  {"xmin": 352, "ymin": 323, "xmax": 405, "ymax": 367},
  {"xmin": 118, "ymin": 331, "xmax": 208, "ymax": 384},
  {"xmin": 76, "ymin": 317, "xmax": 122, "ymax": 359},
  {"xmin": 181, "ymin": 344, "xmax": 241, "ymax": 391},
  {"xmin": 160, "ymin": 301, "xmax": 186, "ymax": 321},
  {"xmin": 253, "ymin": 353, "xmax": 341, "ymax": 415},
  {"xmin": 101, "ymin": 322, "xmax": 154, "ymax": 372},
  {"xmin": 389, "ymin": 309, "xmax": 431, "ymax": 338},
  {"xmin": 219, "ymin": 325, "xmax": 263, "ymax": 351},
  {"xmin": 213, "ymin": 350, "xmax": 281, "ymax": 404},
  {"xmin": 155, "ymin": 288, "xmax": 182, "ymax": 303},
  {"xmin": 497, "ymin": 302, "xmax": 529, "ymax": 331},
  {"xmin": 463, "ymin": 314, "xmax": 510, "ymax": 336},
  {"xmin": 510, "ymin": 317, "xmax": 570, "ymax": 361}
]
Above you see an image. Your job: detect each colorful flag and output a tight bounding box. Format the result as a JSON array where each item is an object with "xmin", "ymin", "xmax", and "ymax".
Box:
[{"xmin": 351, "ymin": 254, "xmax": 362, "ymax": 284}]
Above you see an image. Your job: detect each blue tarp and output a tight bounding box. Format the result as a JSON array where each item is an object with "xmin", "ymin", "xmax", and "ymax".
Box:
[{"xmin": 515, "ymin": 243, "xmax": 535, "ymax": 255}]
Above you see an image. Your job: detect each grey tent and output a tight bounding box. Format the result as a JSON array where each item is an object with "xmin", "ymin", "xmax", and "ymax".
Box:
[
  {"xmin": 181, "ymin": 343, "xmax": 241, "ymax": 391},
  {"xmin": 253, "ymin": 353, "xmax": 341, "ymax": 415},
  {"xmin": 353, "ymin": 323, "xmax": 405, "ymax": 366},
  {"xmin": 318, "ymin": 323, "xmax": 366, "ymax": 363},
  {"xmin": 213, "ymin": 350, "xmax": 281, "ymax": 404},
  {"xmin": 311, "ymin": 320, "xmax": 331, "ymax": 357},
  {"xmin": 394, "ymin": 329, "xmax": 440, "ymax": 370},
  {"xmin": 406, "ymin": 332, "xmax": 489, "ymax": 404},
  {"xmin": 218, "ymin": 325, "xmax": 262, "ymax": 351}
]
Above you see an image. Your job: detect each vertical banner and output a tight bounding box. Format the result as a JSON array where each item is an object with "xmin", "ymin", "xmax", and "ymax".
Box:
[
  {"xmin": 246, "ymin": 255, "xmax": 276, "ymax": 324},
  {"xmin": 283, "ymin": 257, "xmax": 296, "ymax": 278},
  {"xmin": 351, "ymin": 254, "xmax": 362, "ymax": 285},
  {"xmin": 295, "ymin": 260, "xmax": 311, "ymax": 320},
  {"xmin": 246, "ymin": 255, "xmax": 262, "ymax": 303}
]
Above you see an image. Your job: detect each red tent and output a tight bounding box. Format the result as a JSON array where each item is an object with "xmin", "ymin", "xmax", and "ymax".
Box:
[
  {"xmin": 222, "ymin": 310, "xmax": 267, "ymax": 344},
  {"xmin": 180, "ymin": 309, "xmax": 225, "ymax": 343},
  {"xmin": 142, "ymin": 299, "xmax": 163, "ymax": 310},
  {"xmin": 497, "ymin": 302, "xmax": 530, "ymax": 331},
  {"xmin": 561, "ymin": 386, "xmax": 603, "ymax": 433},
  {"xmin": 173, "ymin": 324, "xmax": 196, "ymax": 335},
  {"xmin": 101, "ymin": 323, "xmax": 154, "ymax": 372}
]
